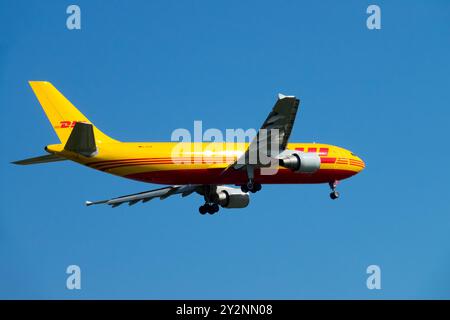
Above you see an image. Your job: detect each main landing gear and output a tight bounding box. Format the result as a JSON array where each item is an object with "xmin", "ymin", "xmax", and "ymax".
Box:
[
  {"xmin": 199, "ymin": 203, "xmax": 219, "ymax": 215},
  {"xmin": 241, "ymin": 165, "xmax": 262, "ymax": 193},
  {"xmin": 329, "ymin": 180, "xmax": 340, "ymax": 200},
  {"xmin": 199, "ymin": 186, "xmax": 221, "ymax": 215},
  {"xmin": 240, "ymin": 181, "xmax": 262, "ymax": 193}
]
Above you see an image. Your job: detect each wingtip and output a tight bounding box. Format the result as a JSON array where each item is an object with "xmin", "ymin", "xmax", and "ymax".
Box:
[{"xmin": 278, "ymin": 93, "xmax": 295, "ymax": 100}]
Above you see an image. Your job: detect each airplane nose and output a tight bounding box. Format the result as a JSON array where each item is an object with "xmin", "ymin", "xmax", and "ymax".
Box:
[
  {"xmin": 356, "ymin": 156, "xmax": 365, "ymax": 172},
  {"xmin": 349, "ymin": 154, "xmax": 365, "ymax": 173}
]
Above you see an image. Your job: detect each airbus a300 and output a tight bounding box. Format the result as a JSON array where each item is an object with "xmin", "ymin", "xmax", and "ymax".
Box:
[{"xmin": 13, "ymin": 82, "xmax": 365, "ymax": 214}]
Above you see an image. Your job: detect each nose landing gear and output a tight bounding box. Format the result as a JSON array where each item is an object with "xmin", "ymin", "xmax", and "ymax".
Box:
[{"xmin": 329, "ymin": 180, "xmax": 340, "ymax": 200}]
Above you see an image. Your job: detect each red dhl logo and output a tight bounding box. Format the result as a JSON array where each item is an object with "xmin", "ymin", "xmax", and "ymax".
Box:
[
  {"xmin": 54, "ymin": 121, "xmax": 86, "ymax": 129},
  {"xmin": 295, "ymin": 147, "xmax": 329, "ymax": 156}
]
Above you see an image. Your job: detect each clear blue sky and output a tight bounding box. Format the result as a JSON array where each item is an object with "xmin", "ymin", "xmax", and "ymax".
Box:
[{"xmin": 1, "ymin": 0, "xmax": 449, "ymax": 299}]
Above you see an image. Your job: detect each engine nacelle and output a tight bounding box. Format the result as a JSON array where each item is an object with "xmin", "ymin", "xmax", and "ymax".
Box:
[
  {"xmin": 215, "ymin": 186, "xmax": 250, "ymax": 209},
  {"xmin": 279, "ymin": 151, "xmax": 320, "ymax": 173}
]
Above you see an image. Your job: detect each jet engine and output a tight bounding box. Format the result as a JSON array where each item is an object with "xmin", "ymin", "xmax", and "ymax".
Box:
[
  {"xmin": 215, "ymin": 186, "xmax": 250, "ymax": 209},
  {"xmin": 279, "ymin": 151, "xmax": 321, "ymax": 173}
]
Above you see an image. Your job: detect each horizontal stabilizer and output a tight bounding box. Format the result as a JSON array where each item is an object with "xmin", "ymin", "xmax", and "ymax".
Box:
[
  {"xmin": 64, "ymin": 122, "xmax": 97, "ymax": 157},
  {"xmin": 12, "ymin": 154, "xmax": 66, "ymax": 165}
]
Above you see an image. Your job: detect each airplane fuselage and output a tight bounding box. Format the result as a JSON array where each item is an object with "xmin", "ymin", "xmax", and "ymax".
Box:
[{"xmin": 46, "ymin": 142, "xmax": 365, "ymax": 186}]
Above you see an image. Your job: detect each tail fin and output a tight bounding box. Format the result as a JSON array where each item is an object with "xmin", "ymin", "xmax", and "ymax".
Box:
[{"xmin": 28, "ymin": 81, "xmax": 117, "ymax": 144}]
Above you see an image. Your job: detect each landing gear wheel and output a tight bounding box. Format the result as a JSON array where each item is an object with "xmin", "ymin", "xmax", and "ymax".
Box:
[
  {"xmin": 241, "ymin": 185, "xmax": 249, "ymax": 193},
  {"xmin": 206, "ymin": 203, "xmax": 219, "ymax": 215},
  {"xmin": 199, "ymin": 205, "xmax": 207, "ymax": 215},
  {"xmin": 200, "ymin": 203, "xmax": 219, "ymax": 215},
  {"xmin": 328, "ymin": 180, "xmax": 340, "ymax": 200},
  {"xmin": 329, "ymin": 191, "xmax": 340, "ymax": 200},
  {"xmin": 242, "ymin": 182, "xmax": 262, "ymax": 193}
]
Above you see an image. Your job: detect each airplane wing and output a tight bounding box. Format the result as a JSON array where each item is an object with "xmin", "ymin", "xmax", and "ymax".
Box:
[
  {"xmin": 86, "ymin": 185, "xmax": 199, "ymax": 208},
  {"xmin": 231, "ymin": 93, "xmax": 300, "ymax": 170}
]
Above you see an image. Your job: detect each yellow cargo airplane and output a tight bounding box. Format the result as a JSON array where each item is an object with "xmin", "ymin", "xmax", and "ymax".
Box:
[{"xmin": 13, "ymin": 82, "xmax": 365, "ymax": 214}]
